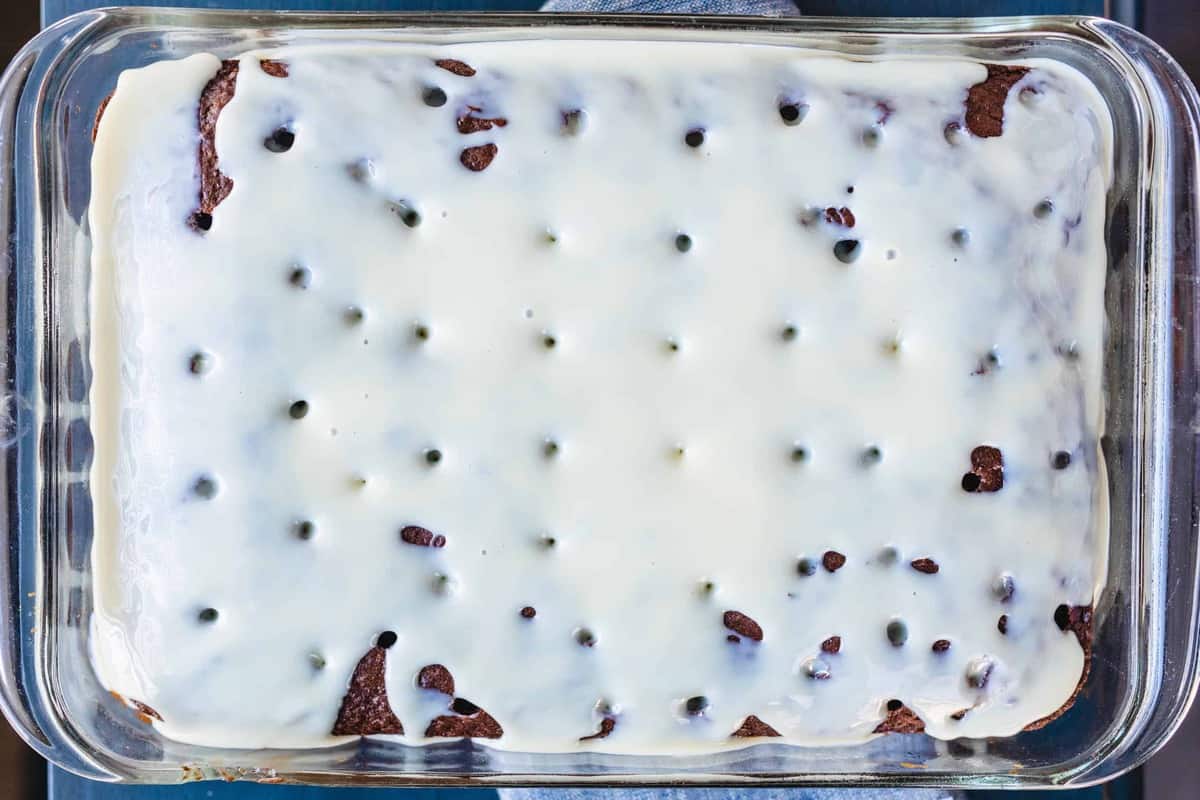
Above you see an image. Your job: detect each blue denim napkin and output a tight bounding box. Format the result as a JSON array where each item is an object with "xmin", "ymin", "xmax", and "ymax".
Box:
[{"xmin": 541, "ymin": 0, "xmax": 798, "ymax": 15}]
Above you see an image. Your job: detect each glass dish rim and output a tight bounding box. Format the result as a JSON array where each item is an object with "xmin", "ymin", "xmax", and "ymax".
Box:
[{"xmin": 0, "ymin": 7, "xmax": 1197, "ymax": 788}]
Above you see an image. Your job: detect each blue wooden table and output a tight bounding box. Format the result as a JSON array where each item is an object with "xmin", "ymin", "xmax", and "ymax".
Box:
[{"xmin": 42, "ymin": 0, "xmax": 1125, "ymax": 796}]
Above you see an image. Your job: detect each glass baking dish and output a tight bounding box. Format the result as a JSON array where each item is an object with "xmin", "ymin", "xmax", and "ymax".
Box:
[{"xmin": 0, "ymin": 7, "xmax": 1197, "ymax": 788}]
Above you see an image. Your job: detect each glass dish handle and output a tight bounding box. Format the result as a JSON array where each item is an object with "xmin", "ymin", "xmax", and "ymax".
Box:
[
  {"xmin": 0, "ymin": 12, "xmax": 116, "ymax": 780},
  {"xmin": 1081, "ymin": 18, "xmax": 1200, "ymax": 783}
]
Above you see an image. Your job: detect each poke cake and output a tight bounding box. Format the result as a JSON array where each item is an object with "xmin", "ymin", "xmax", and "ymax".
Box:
[{"xmin": 87, "ymin": 36, "xmax": 1111, "ymax": 753}]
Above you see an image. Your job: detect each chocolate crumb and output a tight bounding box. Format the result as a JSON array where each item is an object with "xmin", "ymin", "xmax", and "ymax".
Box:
[
  {"xmin": 723, "ymin": 610, "xmax": 764, "ymax": 642},
  {"xmin": 130, "ymin": 698, "xmax": 163, "ymax": 723},
  {"xmin": 731, "ymin": 714, "xmax": 781, "ymax": 737},
  {"xmin": 998, "ymin": 614, "xmax": 1009, "ymax": 634},
  {"xmin": 824, "ymin": 207, "xmax": 856, "ymax": 228},
  {"xmin": 963, "ymin": 445, "xmax": 1004, "ymax": 492},
  {"xmin": 520, "ymin": 606, "xmax": 536, "ymax": 619},
  {"xmin": 932, "ymin": 639, "xmax": 951, "ymax": 653},
  {"xmin": 264, "ymin": 128, "xmax": 294, "ymax": 154},
  {"xmin": 110, "ymin": 691, "xmax": 164, "ymax": 725},
  {"xmin": 875, "ymin": 700, "xmax": 924, "ymax": 734},
  {"xmin": 580, "ymin": 716, "xmax": 616, "ymax": 741},
  {"xmin": 457, "ymin": 113, "xmax": 508, "ymax": 134},
  {"xmin": 435, "ymin": 59, "xmax": 476, "ymax": 77},
  {"xmin": 400, "ymin": 525, "xmax": 447, "ymax": 548},
  {"xmin": 92, "ymin": 92, "xmax": 113, "ymax": 143},
  {"xmin": 822, "ymin": 551, "xmax": 847, "ymax": 572},
  {"xmin": 886, "ymin": 619, "xmax": 908, "ymax": 646},
  {"xmin": 950, "ymin": 708, "xmax": 970, "ymax": 721},
  {"xmin": 727, "ymin": 634, "xmax": 740, "ymax": 643},
  {"xmin": 332, "ymin": 644, "xmax": 404, "ymax": 735},
  {"xmin": 820, "ymin": 635, "xmax": 842, "ymax": 654},
  {"xmin": 911, "ymin": 558, "xmax": 940, "ymax": 574},
  {"xmin": 1054, "ymin": 604, "xmax": 1070, "ymax": 630},
  {"xmin": 416, "ymin": 664, "xmax": 455, "ymax": 697},
  {"xmin": 1054, "ymin": 604, "xmax": 1093, "ymax": 649},
  {"xmin": 195, "ymin": 60, "xmax": 240, "ymax": 222},
  {"xmin": 1053, "ymin": 450, "xmax": 1072, "ymax": 469},
  {"xmin": 965, "ymin": 656, "xmax": 995, "ymax": 689},
  {"xmin": 260, "ymin": 59, "xmax": 289, "ymax": 78},
  {"xmin": 425, "ymin": 706, "xmax": 503, "ymax": 739},
  {"xmin": 684, "ymin": 696, "xmax": 709, "ymax": 716},
  {"xmin": 460, "ymin": 143, "xmax": 497, "ymax": 171},
  {"xmin": 964, "ymin": 64, "xmax": 1030, "ymax": 138}
]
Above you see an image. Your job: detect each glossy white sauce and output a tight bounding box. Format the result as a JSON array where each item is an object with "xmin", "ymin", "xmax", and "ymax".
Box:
[{"xmin": 89, "ymin": 39, "xmax": 1111, "ymax": 752}]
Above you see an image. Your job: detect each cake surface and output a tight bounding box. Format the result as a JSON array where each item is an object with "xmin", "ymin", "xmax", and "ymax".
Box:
[{"xmin": 89, "ymin": 38, "xmax": 1111, "ymax": 753}]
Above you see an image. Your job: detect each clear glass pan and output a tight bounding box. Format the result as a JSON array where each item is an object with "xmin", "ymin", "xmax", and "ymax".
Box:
[{"xmin": 0, "ymin": 8, "xmax": 1198, "ymax": 788}]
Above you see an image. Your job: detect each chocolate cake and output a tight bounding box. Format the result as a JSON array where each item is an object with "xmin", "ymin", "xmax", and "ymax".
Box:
[{"xmin": 88, "ymin": 40, "xmax": 1110, "ymax": 753}]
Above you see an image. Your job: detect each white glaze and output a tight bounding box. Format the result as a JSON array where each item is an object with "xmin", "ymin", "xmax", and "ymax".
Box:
[{"xmin": 89, "ymin": 39, "xmax": 1111, "ymax": 753}]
